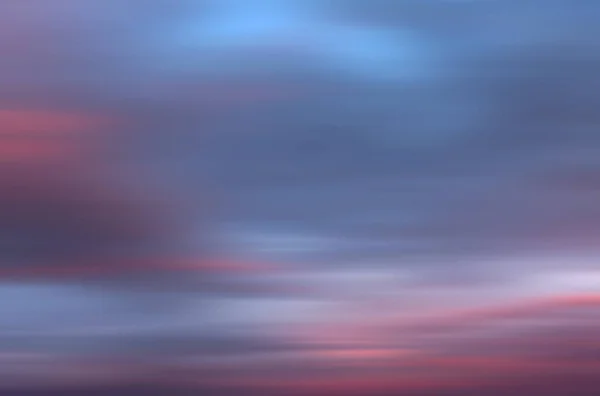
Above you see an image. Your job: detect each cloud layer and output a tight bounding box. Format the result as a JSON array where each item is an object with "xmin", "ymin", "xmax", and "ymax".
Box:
[{"xmin": 0, "ymin": 1, "xmax": 599, "ymax": 394}]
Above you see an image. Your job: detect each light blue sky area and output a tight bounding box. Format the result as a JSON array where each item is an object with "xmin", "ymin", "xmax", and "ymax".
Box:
[{"xmin": 162, "ymin": 0, "xmax": 432, "ymax": 81}]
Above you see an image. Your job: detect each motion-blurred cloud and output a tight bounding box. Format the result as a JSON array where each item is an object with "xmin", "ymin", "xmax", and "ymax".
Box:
[{"xmin": 1, "ymin": 0, "xmax": 599, "ymax": 394}]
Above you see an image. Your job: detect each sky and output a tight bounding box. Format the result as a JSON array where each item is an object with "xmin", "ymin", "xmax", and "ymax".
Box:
[{"xmin": 0, "ymin": 0, "xmax": 599, "ymax": 394}]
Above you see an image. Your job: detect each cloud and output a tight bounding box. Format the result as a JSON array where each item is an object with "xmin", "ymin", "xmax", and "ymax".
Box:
[{"xmin": 1, "ymin": 1, "xmax": 600, "ymax": 394}]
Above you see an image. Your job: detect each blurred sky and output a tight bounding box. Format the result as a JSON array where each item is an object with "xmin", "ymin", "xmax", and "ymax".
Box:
[{"xmin": 0, "ymin": 0, "xmax": 600, "ymax": 394}]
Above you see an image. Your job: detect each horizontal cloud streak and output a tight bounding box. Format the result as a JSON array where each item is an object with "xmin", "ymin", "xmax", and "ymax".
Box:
[{"xmin": 1, "ymin": 0, "xmax": 600, "ymax": 394}]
